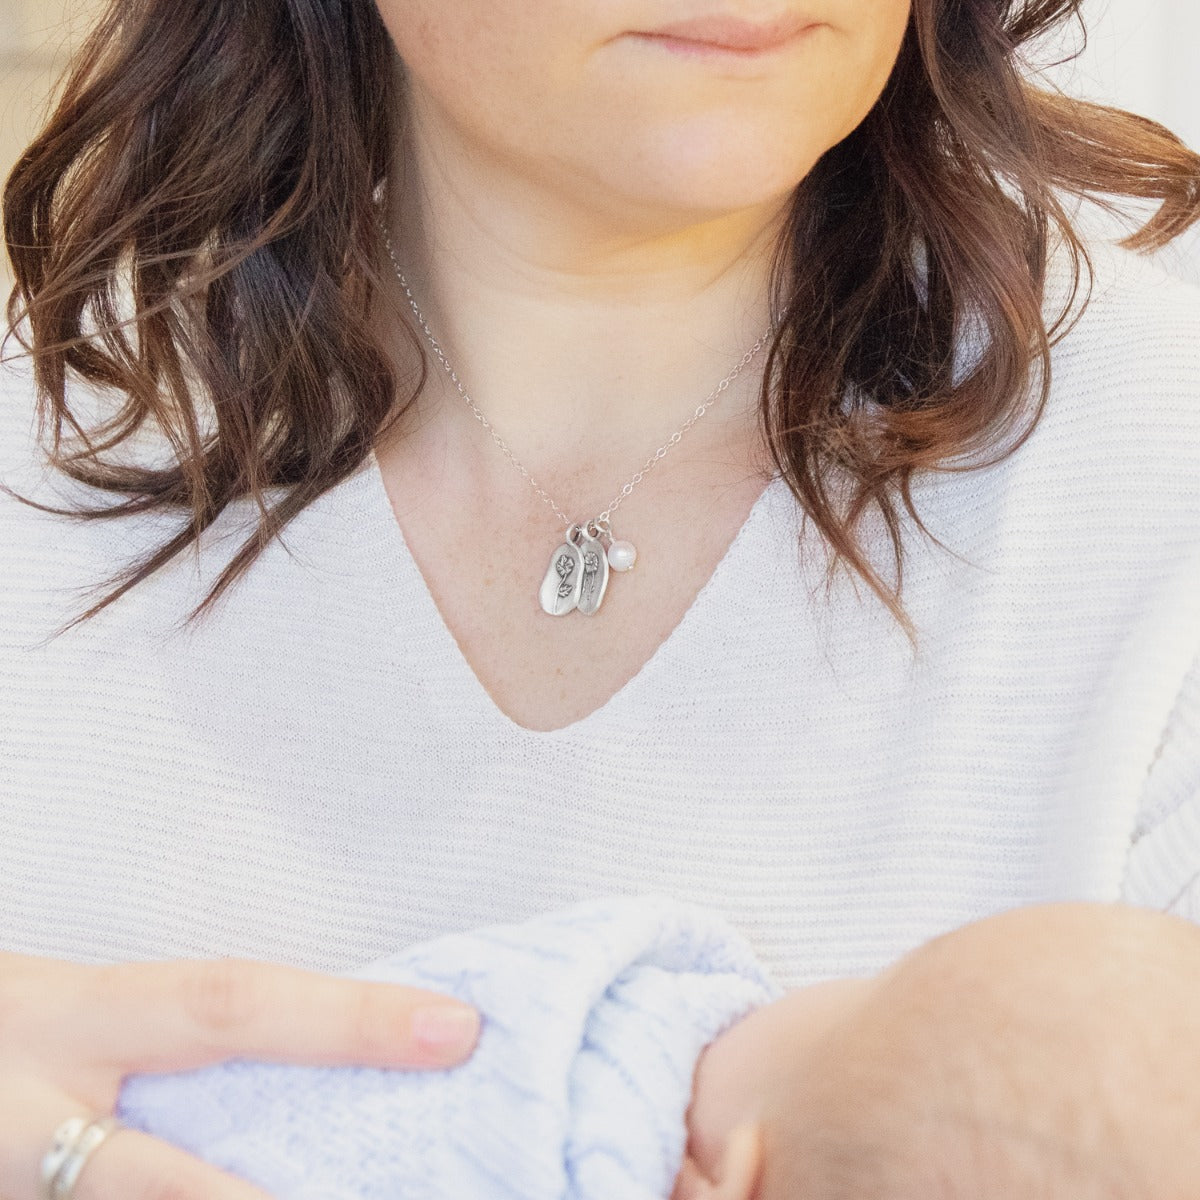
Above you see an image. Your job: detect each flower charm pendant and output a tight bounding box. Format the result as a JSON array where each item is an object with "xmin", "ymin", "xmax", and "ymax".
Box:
[
  {"xmin": 539, "ymin": 539, "xmax": 583, "ymax": 616},
  {"xmin": 576, "ymin": 530, "xmax": 609, "ymax": 615},
  {"xmin": 539, "ymin": 523, "xmax": 615, "ymax": 616}
]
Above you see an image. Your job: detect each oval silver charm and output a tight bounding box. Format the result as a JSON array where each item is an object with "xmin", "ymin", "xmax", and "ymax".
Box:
[
  {"xmin": 539, "ymin": 538, "xmax": 584, "ymax": 616},
  {"xmin": 575, "ymin": 530, "xmax": 610, "ymax": 616}
]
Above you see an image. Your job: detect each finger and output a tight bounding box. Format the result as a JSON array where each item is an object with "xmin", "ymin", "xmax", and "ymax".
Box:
[
  {"xmin": 2, "ymin": 1083, "xmax": 272, "ymax": 1200},
  {"xmin": 68, "ymin": 957, "xmax": 481, "ymax": 1074},
  {"xmin": 71, "ymin": 1126, "xmax": 274, "ymax": 1200}
]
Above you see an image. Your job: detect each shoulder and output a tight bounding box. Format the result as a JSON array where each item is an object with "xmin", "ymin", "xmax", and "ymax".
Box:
[
  {"xmin": 0, "ymin": 350, "xmax": 64, "ymax": 561},
  {"xmin": 1030, "ymin": 237, "xmax": 1200, "ymax": 529},
  {"xmin": 910, "ymin": 236, "xmax": 1200, "ymax": 611},
  {"xmin": 0, "ymin": 352, "xmax": 107, "ymax": 644},
  {"xmin": 0, "ymin": 350, "xmax": 195, "ymax": 642},
  {"xmin": 1044, "ymin": 237, "xmax": 1200, "ymax": 434},
  {"xmin": 0, "ymin": 349, "xmax": 43, "ymax": 482}
]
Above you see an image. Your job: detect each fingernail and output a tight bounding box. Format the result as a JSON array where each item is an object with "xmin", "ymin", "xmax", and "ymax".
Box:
[{"xmin": 412, "ymin": 1005, "xmax": 481, "ymax": 1060}]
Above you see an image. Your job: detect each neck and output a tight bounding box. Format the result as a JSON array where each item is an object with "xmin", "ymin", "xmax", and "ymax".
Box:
[{"xmin": 371, "ymin": 71, "xmax": 790, "ymax": 492}]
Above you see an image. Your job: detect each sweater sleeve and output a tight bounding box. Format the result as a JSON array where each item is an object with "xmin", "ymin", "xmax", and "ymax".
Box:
[{"xmin": 1122, "ymin": 645, "xmax": 1200, "ymax": 919}]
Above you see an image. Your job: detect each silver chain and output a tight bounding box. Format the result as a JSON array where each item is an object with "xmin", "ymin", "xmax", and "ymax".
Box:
[{"xmin": 378, "ymin": 221, "xmax": 774, "ymax": 531}]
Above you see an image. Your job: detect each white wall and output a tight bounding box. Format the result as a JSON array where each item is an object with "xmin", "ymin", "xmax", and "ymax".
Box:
[
  {"xmin": 1046, "ymin": 0, "xmax": 1199, "ymax": 150},
  {"xmin": 1, "ymin": 0, "xmax": 107, "ymax": 288},
  {"xmin": 1033, "ymin": 0, "xmax": 1200, "ymax": 280}
]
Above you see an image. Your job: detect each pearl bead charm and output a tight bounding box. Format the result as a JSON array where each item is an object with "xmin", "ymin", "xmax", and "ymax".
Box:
[{"xmin": 607, "ymin": 540, "xmax": 637, "ymax": 572}]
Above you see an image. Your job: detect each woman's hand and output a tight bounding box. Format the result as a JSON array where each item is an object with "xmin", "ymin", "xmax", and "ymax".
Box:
[{"xmin": 0, "ymin": 951, "xmax": 481, "ymax": 1200}]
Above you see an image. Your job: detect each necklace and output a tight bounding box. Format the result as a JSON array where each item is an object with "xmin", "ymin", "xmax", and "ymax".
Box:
[{"xmin": 379, "ymin": 223, "xmax": 773, "ymax": 617}]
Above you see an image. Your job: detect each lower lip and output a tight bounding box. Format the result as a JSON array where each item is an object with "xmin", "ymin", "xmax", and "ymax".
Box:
[{"xmin": 630, "ymin": 25, "xmax": 818, "ymax": 59}]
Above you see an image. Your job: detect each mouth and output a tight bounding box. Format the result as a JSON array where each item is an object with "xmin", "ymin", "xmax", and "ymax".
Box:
[{"xmin": 629, "ymin": 11, "xmax": 822, "ymax": 56}]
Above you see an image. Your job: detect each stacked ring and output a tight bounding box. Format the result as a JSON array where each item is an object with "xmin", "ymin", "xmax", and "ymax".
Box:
[{"xmin": 39, "ymin": 1115, "xmax": 123, "ymax": 1200}]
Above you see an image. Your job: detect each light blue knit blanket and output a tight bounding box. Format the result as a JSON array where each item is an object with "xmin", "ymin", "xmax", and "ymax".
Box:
[{"xmin": 116, "ymin": 896, "xmax": 782, "ymax": 1200}]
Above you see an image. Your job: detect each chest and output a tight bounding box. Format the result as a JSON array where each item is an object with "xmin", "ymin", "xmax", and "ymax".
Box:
[
  {"xmin": 373, "ymin": 443, "xmax": 780, "ymax": 733},
  {"xmin": 0, "ymin": 436, "xmax": 1178, "ymax": 982},
  {"xmin": 0, "ymin": 529, "xmax": 1149, "ymax": 984}
]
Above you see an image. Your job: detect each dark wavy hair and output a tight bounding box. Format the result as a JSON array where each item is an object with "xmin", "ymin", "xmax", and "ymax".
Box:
[{"xmin": 3, "ymin": 0, "xmax": 1198, "ymax": 640}]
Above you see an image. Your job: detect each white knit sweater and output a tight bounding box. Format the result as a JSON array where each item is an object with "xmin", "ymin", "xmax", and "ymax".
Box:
[{"xmin": 1, "ymin": 241, "xmax": 1198, "ymax": 988}]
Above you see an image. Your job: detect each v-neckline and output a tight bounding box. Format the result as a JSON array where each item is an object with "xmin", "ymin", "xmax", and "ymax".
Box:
[{"xmin": 353, "ymin": 448, "xmax": 786, "ymax": 739}]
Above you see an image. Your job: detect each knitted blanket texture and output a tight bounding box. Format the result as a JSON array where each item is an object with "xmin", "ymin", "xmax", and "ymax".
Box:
[{"xmin": 116, "ymin": 896, "xmax": 781, "ymax": 1199}]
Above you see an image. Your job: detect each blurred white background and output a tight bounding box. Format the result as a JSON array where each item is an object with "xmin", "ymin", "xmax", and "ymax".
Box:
[
  {"xmin": 1032, "ymin": 0, "xmax": 1200, "ymax": 280},
  {"xmin": 1, "ymin": 0, "xmax": 1198, "ymax": 286}
]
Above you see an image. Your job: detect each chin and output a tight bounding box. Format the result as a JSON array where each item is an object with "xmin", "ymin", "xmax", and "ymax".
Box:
[
  {"xmin": 615, "ymin": 120, "xmax": 831, "ymax": 214},
  {"xmin": 605, "ymin": 170, "xmax": 807, "ymax": 229},
  {"xmin": 582, "ymin": 150, "xmax": 815, "ymax": 228}
]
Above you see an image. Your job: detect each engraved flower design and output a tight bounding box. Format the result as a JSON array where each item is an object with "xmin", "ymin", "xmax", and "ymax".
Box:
[{"xmin": 555, "ymin": 553, "xmax": 576, "ymax": 598}]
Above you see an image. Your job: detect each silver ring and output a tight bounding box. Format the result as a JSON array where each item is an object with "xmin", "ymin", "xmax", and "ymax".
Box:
[{"xmin": 40, "ymin": 1115, "xmax": 123, "ymax": 1200}]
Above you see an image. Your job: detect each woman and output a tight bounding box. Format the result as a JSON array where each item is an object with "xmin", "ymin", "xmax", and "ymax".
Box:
[{"xmin": 1, "ymin": 0, "xmax": 1198, "ymax": 1195}]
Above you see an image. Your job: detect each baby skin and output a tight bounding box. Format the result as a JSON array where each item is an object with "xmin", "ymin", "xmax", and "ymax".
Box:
[{"xmin": 672, "ymin": 902, "xmax": 1200, "ymax": 1200}]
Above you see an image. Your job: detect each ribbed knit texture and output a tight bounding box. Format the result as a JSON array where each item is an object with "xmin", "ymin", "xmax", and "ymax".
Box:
[
  {"xmin": 1, "ymin": 240, "xmax": 1198, "ymax": 987},
  {"xmin": 115, "ymin": 895, "xmax": 779, "ymax": 1200}
]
